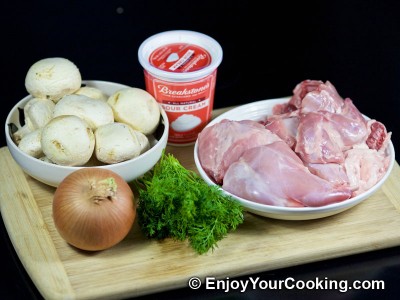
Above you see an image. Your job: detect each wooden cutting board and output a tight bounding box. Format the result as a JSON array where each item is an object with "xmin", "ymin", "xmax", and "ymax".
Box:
[{"xmin": 1, "ymin": 107, "xmax": 400, "ymax": 300}]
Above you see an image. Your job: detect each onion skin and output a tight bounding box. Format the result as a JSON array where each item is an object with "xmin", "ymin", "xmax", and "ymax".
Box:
[{"xmin": 53, "ymin": 168, "xmax": 136, "ymax": 251}]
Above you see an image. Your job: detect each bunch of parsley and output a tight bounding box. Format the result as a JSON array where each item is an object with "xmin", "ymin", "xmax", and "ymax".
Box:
[{"xmin": 134, "ymin": 152, "xmax": 244, "ymax": 254}]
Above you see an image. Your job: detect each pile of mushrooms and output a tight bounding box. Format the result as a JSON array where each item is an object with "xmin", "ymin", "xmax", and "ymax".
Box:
[{"xmin": 14, "ymin": 57, "xmax": 161, "ymax": 166}]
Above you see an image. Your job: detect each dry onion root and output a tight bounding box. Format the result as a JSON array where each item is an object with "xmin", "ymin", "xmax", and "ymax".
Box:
[{"xmin": 52, "ymin": 168, "xmax": 136, "ymax": 251}]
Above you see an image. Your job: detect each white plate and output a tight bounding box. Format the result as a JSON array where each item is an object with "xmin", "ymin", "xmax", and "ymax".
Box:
[{"xmin": 194, "ymin": 97, "xmax": 395, "ymax": 220}]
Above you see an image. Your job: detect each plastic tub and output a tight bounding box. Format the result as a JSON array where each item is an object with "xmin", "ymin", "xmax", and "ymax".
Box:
[{"xmin": 138, "ymin": 30, "xmax": 223, "ymax": 145}]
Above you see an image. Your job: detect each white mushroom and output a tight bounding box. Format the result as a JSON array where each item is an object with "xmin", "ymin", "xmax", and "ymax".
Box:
[
  {"xmin": 53, "ymin": 94, "xmax": 114, "ymax": 130},
  {"xmin": 84, "ymin": 153, "xmax": 103, "ymax": 167},
  {"xmin": 38, "ymin": 156, "xmax": 54, "ymax": 164},
  {"xmin": 133, "ymin": 130, "xmax": 151, "ymax": 153},
  {"xmin": 13, "ymin": 98, "xmax": 55, "ymax": 144},
  {"xmin": 74, "ymin": 86, "xmax": 108, "ymax": 101},
  {"xmin": 18, "ymin": 129, "xmax": 43, "ymax": 158},
  {"xmin": 41, "ymin": 115, "xmax": 95, "ymax": 166},
  {"xmin": 95, "ymin": 122, "xmax": 150, "ymax": 164},
  {"xmin": 25, "ymin": 57, "xmax": 82, "ymax": 102},
  {"xmin": 107, "ymin": 88, "xmax": 160, "ymax": 135}
]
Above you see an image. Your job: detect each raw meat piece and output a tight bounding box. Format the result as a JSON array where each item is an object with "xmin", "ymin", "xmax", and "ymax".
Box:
[
  {"xmin": 295, "ymin": 99, "xmax": 368, "ymax": 164},
  {"xmin": 278, "ymin": 80, "xmax": 345, "ymax": 114},
  {"xmin": 267, "ymin": 81, "xmax": 368, "ymax": 155},
  {"xmin": 295, "ymin": 112, "xmax": 345, "ymax": 164},
  {"xmin": 222, "ymin": 142, "xmax": 352, "ymax": 207},
  {"xmin": 197, "ymin": 119, "xmax": 282, "ymax": 184},
  {"xmin": 287, "ymin": 79, "xmax": 324, "ymax": 110},
  {"xmin": 366, "ymin": 120, "xmax": 390, "ymax": 151},
  {"xmin": 307, "ymin": 163, "xmax": 350, "ymax": 187},
  {"xmin": 299, "ymin": 81, "xmax": 344, "ymax": 114},
  {"xmin": 344, "ymin": 144, "xmax": 391, "ymax": 195},
  {"xmin": 264, "ymin": 112, "xmax": 299, "ymax": 149}
]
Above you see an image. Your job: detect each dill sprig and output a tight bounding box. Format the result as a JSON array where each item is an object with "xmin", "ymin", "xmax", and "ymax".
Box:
[{"xmin": 134, "ymin": 151, "xmax": 244, "ymax": 254}]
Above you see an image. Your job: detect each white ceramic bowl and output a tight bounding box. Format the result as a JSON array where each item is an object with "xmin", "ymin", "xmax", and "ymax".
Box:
[
  {"xmin": 5, "ymin": 80, "xmax": 169, "ymax": 187},
  {"xmin": 194, "ymin": 97, "xmax": 395, "ymax": 220}
]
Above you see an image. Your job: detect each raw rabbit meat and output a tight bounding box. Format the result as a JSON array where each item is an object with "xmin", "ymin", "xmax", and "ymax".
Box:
[
  {"xmin": 197, "ymin": 119, "xmax": 281, "ymax": 184},
  {"xmin": 197, "ymin": 79, "xmax": 392, "ymax": 207},
  {"xmin": 222, "ymin": 142, "xmax": 352, "ymax": 207}
]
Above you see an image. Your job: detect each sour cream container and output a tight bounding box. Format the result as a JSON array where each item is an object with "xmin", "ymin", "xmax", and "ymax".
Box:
[{"xmin": 138, "ymin": 30, "xmax": 223, "ymax": 145}]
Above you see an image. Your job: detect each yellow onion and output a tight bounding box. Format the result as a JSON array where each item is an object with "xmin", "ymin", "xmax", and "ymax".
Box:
[{"xmin": 52, "ymin": 168, "xmax": 136, "ymax": 251}]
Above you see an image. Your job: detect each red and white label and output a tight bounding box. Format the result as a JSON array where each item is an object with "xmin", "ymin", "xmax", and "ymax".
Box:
[{"xmin": 144, "ymin": 69, "xmax": 217, "ymax": 144}]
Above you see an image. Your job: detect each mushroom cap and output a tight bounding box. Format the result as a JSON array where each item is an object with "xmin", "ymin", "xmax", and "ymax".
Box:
[
  {"xmin": 53, "ymin": 94, "xmax": 114, "ymax": 130},
  {"xmin": 24, "ymin": 97, "xmax": 55, "ymax": 129},
  {"xmin": 18, "ymin": 129, "xmax": 43, "ymax": 158},
  {"xmin": 12, "ymin": 97, "xmax": 55, "ymax": 144},
  {"xmin": 107, "ymin": 88, "xmax": 160, "ymax": 135},
  {"xmin": 25, "ymin": 57, "xmax": 82, "ymax": 102},
  {"xmin": 41, "ymin": 115, "xmax": 95, "ymax": 166},
  {"xmin": 95, "ymin": 122, "xmax": 150, "ymax": 164},
  {"xmin": 74, "ymin": 86, "xmax": 108, "ymax": 101}
]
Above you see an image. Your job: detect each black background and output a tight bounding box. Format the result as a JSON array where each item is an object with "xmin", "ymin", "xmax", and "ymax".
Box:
[{"xmin": 1, "ymin": 1, "xmax": 400, "ymax": 299}]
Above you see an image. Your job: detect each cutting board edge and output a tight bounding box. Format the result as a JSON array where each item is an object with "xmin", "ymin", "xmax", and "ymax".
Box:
[
  {"xmin": 0, "ymin": 147, "xmax": 76, "ymax": 299},
  {"xmin": 1, "ymin": 135, "xmax": 400, "ymax": 300}
]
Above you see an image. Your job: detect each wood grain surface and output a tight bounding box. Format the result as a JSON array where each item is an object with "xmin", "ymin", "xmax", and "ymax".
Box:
[{"xmin": 1, "ymin": 107, "xmax": 399, "ymax": 300}]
